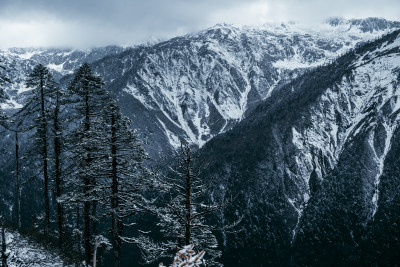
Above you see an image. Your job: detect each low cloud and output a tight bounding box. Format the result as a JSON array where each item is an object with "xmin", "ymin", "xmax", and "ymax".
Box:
[{"xmin": 0, "ymin": 0, "xmax": 399, "ymax": 48}]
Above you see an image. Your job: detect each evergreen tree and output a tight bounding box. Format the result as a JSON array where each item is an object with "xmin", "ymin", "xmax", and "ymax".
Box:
[
  {"xmin": 98, "ymin": 100, "xmax": 152, "ymax": 267},
  {"xmin": 0, "ymin": 59, "xmax": 9, "ymax": 104},
  {"xmin": 15, "ymin": 64, "xmax": 58, "ymax": 235},
  {"xmin": 155, "ymin": 144, "xmax": 234, "ymax": 266},
  {"xmin": 64, "ymin": 63, "xmax": 109, "ymax": 266},
  {"xmin": 53, "ymin": 90, "xmax": 63, "ymax": 247},
  {"xmin": 1, "ymin": 117, "xmax": 34, "ymax": 230},
  {"xmin": 13, "ymin": 130, "xmax": 21, "ymax": 230},
  {"xmin": 0, "ymin": 59, "xmax": 9, "ymax": 125},
  {"xmin": 47, "ymin": 86, "xmax": 67, "ymax": 248}
]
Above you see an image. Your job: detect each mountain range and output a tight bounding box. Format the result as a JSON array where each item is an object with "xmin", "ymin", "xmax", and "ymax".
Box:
[
  {"xmin": 1, "ymin": 17, "xmax": 399, "ymax": 158},
  {"xmin": 1, "ymin": 17, "xmax": 400, "ymax": 265}
]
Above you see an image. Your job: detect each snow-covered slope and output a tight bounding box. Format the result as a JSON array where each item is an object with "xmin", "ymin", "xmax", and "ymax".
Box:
[
  {"xmin": 91, "ymin": 18, "xmax": 400, "ymax": 150},
  {"xmin": 1, "ymin": 18, "xmax": 399, "ymax": 156},
  {"xmin": 197, "ymin": 29, "xmax": 400, "ymax": 265},
  {"xmin": 1, "ymin": 228, "xmax": 68, "ymax": 266},
  {"xmin": 282, "ymin": 31, "xmax": 400, "ymax": 226},
  {"xmin": 1, "ymin": 18, "xmax": 400, "ymax": 266}
]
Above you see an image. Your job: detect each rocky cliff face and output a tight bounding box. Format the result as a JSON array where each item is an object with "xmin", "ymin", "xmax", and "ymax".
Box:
[{"xmin": 90, "ymin": 18, "xmax": 399, "ymax": 153}]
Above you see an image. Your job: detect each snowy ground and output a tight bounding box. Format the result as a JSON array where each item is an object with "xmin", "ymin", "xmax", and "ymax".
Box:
[{"xmin": 2, "ymin": 228, "xmax": 69, "ymax": 267}]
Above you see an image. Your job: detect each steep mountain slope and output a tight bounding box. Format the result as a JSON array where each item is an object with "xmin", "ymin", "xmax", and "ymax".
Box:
[
  {"xmin": 90, "ymin": 18, "xmax": 400, "ymax": 154},
  {"xmin": 1, "ymin": 18, "xmax": 399, "ymax": 159},
  {"xmin": 0, "ymin": 19, "xmax": 400, "ymax": 266},
  {"xmin": 197, "ymin": 29, "xmax": 400, "ymax": 265}
]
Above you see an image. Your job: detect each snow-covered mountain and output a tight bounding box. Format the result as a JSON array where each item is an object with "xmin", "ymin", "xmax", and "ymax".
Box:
[
  {"xmin": 90, "ymin": 17, "xmax": 400, "ymax": 152},
  {"xmin": 0, "ymin": 46, "xmax": 126, "ymax": 108},
  {"xmin": 1, "ymin": 18, "xmax": 399, "ymax": 158},
  {"xmin": 198, "ymin": 28, "xmax": 400, "ymax": 265},
  {"xmin": 1, "ymin": 17, "xmax": 400, "ymax": 266}
]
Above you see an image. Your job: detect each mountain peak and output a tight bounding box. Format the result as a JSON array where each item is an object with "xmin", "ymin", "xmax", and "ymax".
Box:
[
  {"xmin": 349, "ymin": 17, "xmax": 400, "ymax": 32},
  {"xmin": 325, "ymin": 16, "xmax": 346, "ymax": 26},
  {"xmin": 212, "ymin": 22, "xmax": 234, "ymax": 28},
  {"xmin": 325, "ymin": 17, "xmax": 400, "ymax": 32}
]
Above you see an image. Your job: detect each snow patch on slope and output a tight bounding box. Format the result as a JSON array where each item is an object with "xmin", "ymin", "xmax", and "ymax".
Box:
[
  {"xmin": 287, "ymin": 35, "xmax": 400, "ymax": 237},
  {"xmin": 47, "ymin": 62, "xmax": 66, "ymax": 73},
  {"xmin": 2, "ymin": 229, "xmax": 69, "ymax": 267},
  {"xmin": 157, "ymin": 117, "xmax": 181, "ymax": 149},
  {"xmin": 369, "ymin": 122, "xmax": 393, "ymax": 217},
  {"xmin": 124, "ymin": 84, "xmax": 153, "ymax": 110}
]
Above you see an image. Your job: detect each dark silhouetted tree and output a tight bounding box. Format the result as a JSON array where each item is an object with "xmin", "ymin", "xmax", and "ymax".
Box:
[
  {"xmin": 15, "ymin": 64, "xmax": 58, "ymax": 235},
  {"xmin": 63, "ymin": 63, "xmax": 109, "ymax": 266},
  {"xmin": 97, "ymin": 100, "xmax": 151, "ymax": 267},
  {"xmin": 153, "ymin": 144, "xmax": 237, "ymax": 266}
]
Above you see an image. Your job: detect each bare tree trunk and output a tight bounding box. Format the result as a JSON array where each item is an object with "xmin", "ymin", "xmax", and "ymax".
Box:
[
  {"xmin": 1, "ymin": 224, "xmax": 8, "ymax": 267},
  {"xmin": 92, "ymin": 203, "xmax": 97, "ymax": 236},
  {"xmin": 84, "ymin": 91, "xmax": 91, "ymax": 267},
  {"xmin": 40, "ymin": 75, "xmax": 50, "ymax": 235},
  {"xmin": 111, "ymin": 111, "xmax": 121, "ymax": 267},
  {"xmin": 84, "ymin": 195, "xmax": 91, "ymax": 266},
  {"xmin": 76, "ymin": 206, "xmax": 82, "ymax": 265},
  {"xmin": 15, "ymin": 132, "xmax": 21, "ymax": 229},
  {"xmin": 92, "ymin": 240, "xmax": 98, "ymax": 267},
  {"xmin": 54, "ymin": 94, "xmax": 63, "ymax": 248},
  {"xmin": 184, "ymin": 149, "xmax": 192, "ymax": 246}
]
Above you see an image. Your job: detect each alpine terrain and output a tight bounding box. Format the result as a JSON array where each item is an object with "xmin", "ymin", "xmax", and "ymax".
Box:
[
  {"xmin": 1, "ymin": 18, "xmax": 399, "ymax": 158},
  {"xmin": 198, "ymin": 27, "xmax": 400, "ymax": 265},
  {"xmin": 0, "ymin": 17, "xmax": 400, "ymax": 266}
]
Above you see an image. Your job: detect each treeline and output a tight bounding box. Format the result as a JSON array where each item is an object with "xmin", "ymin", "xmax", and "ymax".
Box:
[{"xmin": 0, "ymin": 62, "xmax": 233, "ymax": 267}]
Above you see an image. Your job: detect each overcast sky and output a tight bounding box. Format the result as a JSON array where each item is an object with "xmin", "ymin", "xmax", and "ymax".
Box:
[{"xmin": 0, "ymin": 0, "xmax": 399, "ymax": 49}]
